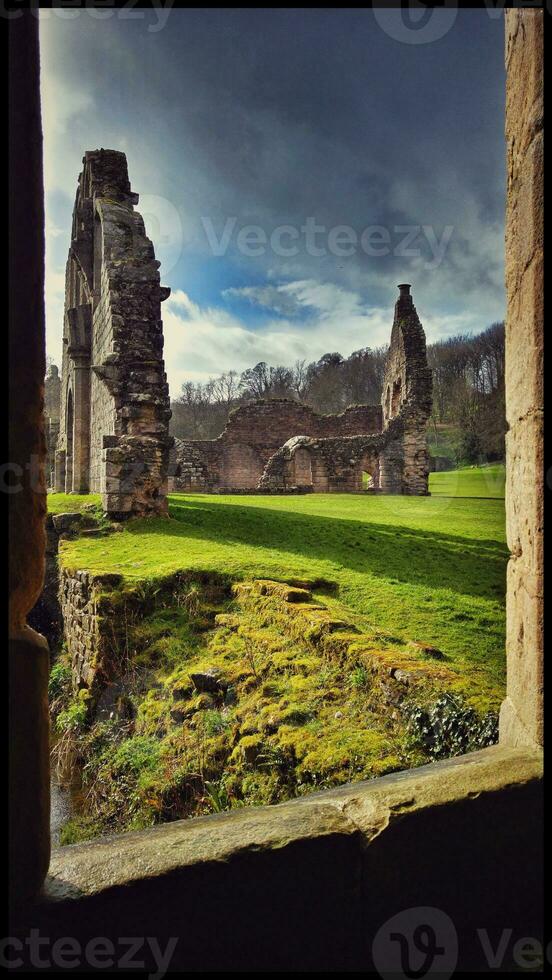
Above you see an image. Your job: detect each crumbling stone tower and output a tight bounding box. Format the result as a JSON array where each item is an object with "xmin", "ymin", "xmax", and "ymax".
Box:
[
  {"xmin": 55, "ymin": 150, "xmax": 172, "ymax": 516},
  {"xmin": 379, "ymin": 284, "xmax": 432, "ymax": 494}
]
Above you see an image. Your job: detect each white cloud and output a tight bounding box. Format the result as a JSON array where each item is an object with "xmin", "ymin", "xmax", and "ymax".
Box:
[
  {"xmin": 223, "ymin": 279, "xmax": 367, "ymax": 320},
  {"xmin": 162, "ymin": 278, "xmax": 503, "ymax": 398},
  {"xmin": 165, "ymin": 283, "xmax": 388, "ymax": 395},
  {"xmin": 45, "ymin": 269, "xmax": 66, "ymax": 365}
]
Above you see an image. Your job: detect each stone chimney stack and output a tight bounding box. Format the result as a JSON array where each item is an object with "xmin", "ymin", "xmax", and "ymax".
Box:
[{"xmin": 396, "ymin": 283, "xmax": 413, "ymax": 311}]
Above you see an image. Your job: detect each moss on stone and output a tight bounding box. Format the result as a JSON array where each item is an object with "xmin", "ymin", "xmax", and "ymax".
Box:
[{"xmin": 50, "ymin": 574, "xmax": 499, "ymax": 842}]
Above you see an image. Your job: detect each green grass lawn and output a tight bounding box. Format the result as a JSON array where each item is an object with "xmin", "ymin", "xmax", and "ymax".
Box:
[
  {"xmin": 54, "ymin": 466, "xmax": 507, "ymax": 699},
  {"xmin": 430, "ymin": 464, "xmax": 505, "ymax": 498},
  {"xmin": 46, "ymin": 492, "xmax": 102, "ymax": 515}
]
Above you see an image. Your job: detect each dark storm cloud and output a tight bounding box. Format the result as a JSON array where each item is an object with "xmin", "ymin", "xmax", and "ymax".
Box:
[{"xmin": 41, "ymin": 7, "xmax": 506, "ymax": 386}]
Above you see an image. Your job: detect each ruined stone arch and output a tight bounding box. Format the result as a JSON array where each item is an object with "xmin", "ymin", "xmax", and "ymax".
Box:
[{"xmin": 359, "ymin": 451, "xmax": 380, "ymax": 491}]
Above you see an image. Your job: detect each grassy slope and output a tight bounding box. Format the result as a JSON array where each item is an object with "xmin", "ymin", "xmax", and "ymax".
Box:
[
  {"xmin": 430, "ymin": 463, "xmax": 505, "ymax": 498},
  {"xmin": 55, "ymin": 466, "xmax": 507, "ymax": 695},
  {"xmin": 47, "ymin": 492, "xmax": 102, "ymax": 515},
  {"xmin": 427, "ymin": 422, "xmax": 459, "ymax": 461}
]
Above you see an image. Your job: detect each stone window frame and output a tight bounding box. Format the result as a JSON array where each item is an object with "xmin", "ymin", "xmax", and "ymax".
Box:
[
  {"xmin": 9, "ymin": 9, "xmax": 542, "ymax": 929},
  {"xmin": 390, "ymin": 376, "xmax": 403, "ymax": 417}
]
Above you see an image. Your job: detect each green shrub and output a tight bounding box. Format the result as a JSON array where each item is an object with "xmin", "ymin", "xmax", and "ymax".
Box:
[
  {"xmin": 202, "ymin": 710, "xmax": 231, "ymax": 737},
  {"xmin": 55, "ymin": 689, "xmax": 91, "ymax": 734},
  {"xmin": 48, "ymin": 659, "xmax": 72, "ymax": 702},
  {"xmin": 110, "ymin": 735, "xmax": 161, "ymax": 776},
  {"xmin": 406, "ymin": 693, "xmax": 498, "ymax": 759},
  {"xmin": 349, "ymin": 666, "xmax": 369, "ymax": 690}
]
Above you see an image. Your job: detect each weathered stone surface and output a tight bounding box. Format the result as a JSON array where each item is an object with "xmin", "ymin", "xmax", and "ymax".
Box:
[
  {"xmin": 54, "ymin": 150, "xmax": 172, "ymax": 516},
  {"xmin": 169, "ymin": 401, "xmax": 383, "ymax": 492},
  {"xmin": 44, "ymin": 364, "xmax": 61, "ymax": 488},
  {"xmin": 9, "ymin": 11, "xmax": 51, "ymax": 906},
  {"xmin": 59, "ymin": 568, "xmax": 120, "ymax": 696},
  {"xmin": 43, "ymin": 744, "xmax": 541, "ymax": 895},
  {"xmin": 13, "ymin": 745, "xmax": 538, "ymax": 973},
  {"xmin": 51, "ymin": 511, "xmax": 85, "ymax": 534},
  {"xmin": 500, "ymin": 9, "xmax": 543, "ymax": 749}
]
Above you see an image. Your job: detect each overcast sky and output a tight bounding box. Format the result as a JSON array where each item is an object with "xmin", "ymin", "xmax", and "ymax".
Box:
[{"xmin": 40, "ymin": 6, "xmax": 506, "ymax": 396}]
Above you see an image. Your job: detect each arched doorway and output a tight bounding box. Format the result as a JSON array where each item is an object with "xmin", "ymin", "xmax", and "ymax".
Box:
[{"xmin": 360, "ymin": 453, "xmax": 380, "ymax": 491}]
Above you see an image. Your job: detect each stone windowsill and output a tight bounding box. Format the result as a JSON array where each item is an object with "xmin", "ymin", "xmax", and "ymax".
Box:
[{"xmin": 43, "ymin": 743, "xmax": 542, "ymax": 903}]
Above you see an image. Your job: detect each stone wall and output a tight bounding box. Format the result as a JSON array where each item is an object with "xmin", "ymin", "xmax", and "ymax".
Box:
[
  {"xmin": 55, "ymin": 150, "xmax": 172, "ymax": 517},
  {"xmin": 89, "ymin": 264, "xmax": 116, "ymax": 493},
  {"xmin": 59, "ymin": 568, "xmax": 126, "ymax": 698},
  {"xmin": 258, "ymin": 289, "xmax": 434, "ymax": 496},
  {"xmin": 169, "ymin": 400, "xmax": 383, "ymax": 491},
  {"xmin": 260, "ymin": 423, "xmax": 400, "ymax": 493},
  {"xmin": 44, "ymin": 364, "xmax": 61, "ymax": 419},
  {"xmin": 9, "ymin": 10, "xmax": 51, "ymax": 904},
  {"xmin": 499, "ymin": 9, "xmax": 543, "ymax": 749},
  {"xmin": 19, "ymin": 747, "xmax": 543, "ymax": 972}
]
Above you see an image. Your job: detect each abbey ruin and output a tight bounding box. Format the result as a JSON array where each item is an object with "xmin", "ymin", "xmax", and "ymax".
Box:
[
  {"xmin": 169, "ymin": 283, "xmax": 433, "ymax": 495},
  {"xmin": 10, "ymin": 10, "xmax": 543, "ymax": 962},
  {"xmin": 53, "ymin": 151, "xmax": 432, "ymax": 512},
  {"xmin": 55, "ymin": 149, "xmax": 172, "ymax": 517}
]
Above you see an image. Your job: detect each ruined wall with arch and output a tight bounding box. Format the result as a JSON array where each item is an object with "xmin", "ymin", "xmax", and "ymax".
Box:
[
  {"xmin": 168, "ymin": 400, "xmax": 383, "ymax": 492},
  {"xmin": 55, "ymin": 150, "xmax": 172, "ymax": 516},
  {"xmin": 170, "ymin": 285, "xmax": 432, "ymax": 496}
]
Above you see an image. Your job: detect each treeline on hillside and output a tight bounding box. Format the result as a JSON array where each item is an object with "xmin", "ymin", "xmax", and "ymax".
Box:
[
  {"xmin": 428, "ymin": 321, "xmax": 505, "ymax": 462},
  {"xmin": 170, "ymin": 321, "xmax": 505, "ymax": 464}
]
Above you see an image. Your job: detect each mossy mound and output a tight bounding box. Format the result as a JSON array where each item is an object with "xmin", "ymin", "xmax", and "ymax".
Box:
[{"xmin": 51, "ymin": 576, "xmax": 498, "ymax": 842}]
